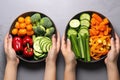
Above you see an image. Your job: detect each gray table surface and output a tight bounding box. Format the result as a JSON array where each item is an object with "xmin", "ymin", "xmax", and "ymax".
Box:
[{"xmin": 0, "ymin": 0, "xmax": 120, "ymax": 80}]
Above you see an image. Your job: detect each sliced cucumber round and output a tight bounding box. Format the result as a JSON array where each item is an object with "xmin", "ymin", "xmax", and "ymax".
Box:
[
  {"xmin": 47, "ymin": 43, "xmax": 52, "ymax": 51},
  {"xmin": 37, "ymin": 53, "xmax": 46, "ymax": 58},
  {"xmin": 39, "ymin": 37, "xmax": 52, "ymax": 52},
  {"xmin": 80, "ymin": 20, "xmax": 90, "ymax": 28},
  {"xmin": 33, "ymin": 40, "xmax": 42, "ymax": 53},
  {"xmin": 34, "ymin": 56, "xmax": 39, "ymax": 60},
  {"xmin": 69, "ymin": 19, "xmax": 80, "ymax": 28},
  {"xmin": 34, "ymin": 36, "xmax": 43, "ymax": 42},
  {"xmin": 34, "ymin": 50, "xmax": 43, "ymax": 57},
  {"xmin": 80, "ymin": 13, "xmax": 90, "ymax": 21},
  {"xmin": 67, "ymin": 28, "xmax": 77, "ymax": 38},
  {"xmin": 78, "ymin": 28, "xmax": 89, "ymax": 36},
  {"xmin": 42, "ymin": 42, "xmax": 51, "ymax": 52}
]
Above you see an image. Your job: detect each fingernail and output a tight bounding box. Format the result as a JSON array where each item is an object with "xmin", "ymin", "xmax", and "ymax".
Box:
[
  {"xmin": 67, "ymin": 38, "xmax": 70, "ymax": 42},
  {"xmin": 111, "ymin": 37, "xmax": 114, "ymax": 41},
  {"xmin": 9, "ymin": 34, "xmax": 12, "ymax": 38},
  {"xmin": 53, "ymin": 34, "xmax": 56, "ymax": 38}
]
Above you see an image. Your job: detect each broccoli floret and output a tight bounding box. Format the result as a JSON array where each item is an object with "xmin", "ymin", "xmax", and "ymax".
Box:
[
  {"xmin": 36, "ymin": 25, "xmax": 46, "ymax": 36},
  {"xmin": 45, "ymin": 27, "xmax": 55, "ymax": 37},
  {"xmin": 40, "ymin": 17, "xmax": 53, "ymax": 28},
  {"xmin": 31, "ymin": 13, "xmax": 41, "ymax": 23},
  {"xmin": 32, "ymin": 25, "xmax": 38, "ymax": 34},
  {"xmin": 32, "ymin": 25, "xmax": 46, "ymax": 36}
]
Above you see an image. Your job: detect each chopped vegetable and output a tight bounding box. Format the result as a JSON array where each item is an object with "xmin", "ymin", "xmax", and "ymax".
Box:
[
  {"xmin": 23, "ymin": 43, "xmax": 33, "ymax": 58},
  {"xmin": 67, "ymin": 28, "xmax": 77, "ymax": 38},
  {"xmin": 12, "ymin": 28, "xmax": 18, "ymax": 35},
  {"xmin": 40, "ymin": 17, "xmax": 53, "ymax": 28},
  {"xmin": 45, "ymin": 27, "xmax": 55, "ymax": 37},
  {"xmin": 67, "ymin": 12, "xmax": 112, "ymax": 62},
  {"xmin": 89, "ymin": 13, "xmax": 112, "ymax": 60},
  {"xmin": 12, "ymin": 37, "xmax": 23, "ymax": 51},
  {"xmin": 70, "ymin": 35, "xmax": 81, "ymax": 59},
  {"xmin": 69, "ymin": 19, "xmax": 80, "ymax": 28},
  {"xmin": 80, "ymin": 13, "xmax": 90, "ymax": 21},
  {"xmin": 31, "ymin": 13, "xmax": 41, "ymax": 23}
]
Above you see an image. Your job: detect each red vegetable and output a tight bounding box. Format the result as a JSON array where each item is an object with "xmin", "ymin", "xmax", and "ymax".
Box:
[
  {"xmin": 23, "ymin": 43, "xmax": 33, "ymax": 57},
  {"xmin": 12, "ymin": 36, "xmax": 23, "ymax": 51},
  {"xmin": 23, "ymin": 36, "xmax": 33, "ymax": 46}
]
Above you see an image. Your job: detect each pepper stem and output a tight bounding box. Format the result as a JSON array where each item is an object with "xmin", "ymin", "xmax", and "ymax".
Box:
[{"xmin": 27, "ymin": 43, "xmax": 30, "ymax": 52}]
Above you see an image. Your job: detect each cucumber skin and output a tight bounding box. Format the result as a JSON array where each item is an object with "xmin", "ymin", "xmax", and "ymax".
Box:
[
  {"xmin": 80, "ymin": 13, "xmax": 90, "ymax": 21},
  {"xmin": 78, "ymin": 34, "xmax": 85, "ymax": 59},
  {"xmin": 82, "ymin": 35, "xmax": 87, "ymax": 62},
  {"xmin": 86, "ymin": 36, "xmax": 91, "ymax": 62},
  {"xmin": 70, "ymin": 35, "xmax": 81, "ymax": 59},
  {"xmin": 80, "ymin": 19, "xmax": 90, "ymax": 28},
  {"xmin": 69, "ymin": 19, "xmax": 80, "ymax": 28}
]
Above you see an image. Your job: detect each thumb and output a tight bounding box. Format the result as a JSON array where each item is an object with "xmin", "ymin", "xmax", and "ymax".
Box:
[
  {"xmin": 67, "ymin": 38, "xmax": 71, "ymax": 50},
  {"xmin": 8, "ymin": 34, "xmax": 13, "ymax": 49},
  {"xmin": 52, "ymin": 34, "xmax": 56, "ymax": 49},
  {"xmin": 110, "ymin": 38, "xmax": 115, "ymax": 51}
]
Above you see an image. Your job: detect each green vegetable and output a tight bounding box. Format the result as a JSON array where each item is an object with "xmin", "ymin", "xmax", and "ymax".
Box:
[
  {"xmin": 40, "ymin": 17, "xmax": 53, "ymax": 28},
  {"xmin": 67, "ymin": 29, "xmax": 77, "ymax": 38},
  {"xmin": 78, "ymin": 28, "xmax": 91, "ymax": 62},
  {"xmin": 39, "ymin": 37, "xmax": 52, "ymax": 52},
  {"xmin": 33, "ymin": 36, "xmax": 51, "ymax": 60},
  {"xmin": 32, "ymin": 35, "xmax": 36, "ymax": 42},
  {"xmin": 80, "ymin": 13, "xmax": 90, "ymax": 21},
  {"xmin": 85, "ymin": 34, "xmax": 91, "ymax": 62},
  {"xmin": 66, "ymin": 13, "xmax": 91, "ymax": 62},
  {"xmin": 32, "ymin": 25, "xmax": 37, "ymax": 34},
  {"xmin": 33, "ymin": 37, "xmax": 43, "ymax": 53},
  {"xmin": 69, "ymin": 19, "xmax": 80, "ymax": 28},
  {"xmin": 31, "ymin": 13, "xmax": 41, "ymax": 23},
  {"xmin": 36, "ymin": 25, "xmax": 46, "ymax": 36},
  {"xmin": 34, "ymin": 50, "xmax": 43, "ymax": 57},
  {"xmin": 80, "ymin": 19, "xmax": 90, "ymax": 28},
  {"xmin": 78, "ymin": 28, "xmax": 89, "ymax": 36},
  {"xmin": 70, "ymin": 35, "xmax": 81, "ymax": 59},
  {"xmin": 45, "ymin": 27, "xmax": 55, "ymax": 37},
  {"xmin": 77, "ymin": 34, "xmax": 84, "ymax": 59},
  {"xmin": 82, "ymin": 34, "xmax": 87, "ymax": 62}
]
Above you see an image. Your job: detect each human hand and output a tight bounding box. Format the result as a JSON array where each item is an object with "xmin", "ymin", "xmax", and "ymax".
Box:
[
  {"xmin": 105, "ymin": 33, "xmax": 120, "ymax": 65},
  {"xmin": 61, "ymin": 34, "xmax": 77, "ymax": 66},
  {"xmin": 4, "ymin": 34, "xmax": 19, "ymax": 65},
  {"xmin": 46, "ymin": 32, "xmax": 60, "ymax": 63}
]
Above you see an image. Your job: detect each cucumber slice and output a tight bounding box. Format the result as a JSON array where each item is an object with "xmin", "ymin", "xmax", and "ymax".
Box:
[
  {"xmin": 47, "ymin": 43, "xmax": 52, "ymax": 51},
  {"xmin": 78, "ymin": 28, "xmax": 89, "ymax": 36},
  {"xmin": 34, "ymin": 56, "xmax": 39, "ymax": 60},
  {"xmin": 80, "ymin": 19, "xmax": 90, "ymax": 28},
  {"xmin": 42, "ymin": 42, "xmax": 51, "ymax": 52},
  {"xmin": 80, "ymin": 13, "xmax": 90, "ymax": 21},
  {"xmin": 34, "ymin": 36, "xmax": 43, "ymax": 42},
  {"xmin": 40, "ymin": 39, "xmax": 51, "ymax": 48},
  {"xmin": 67, "ymin": 29, "xmax": 77, "ymax": 38},
  {"xmin": 40, "ymin": 40, "xmax": 50, "ymax": 48},
  {"xmin": 34, "ymin": 50, "xmax": 43, "ymax": 57},
  {"xmin": 69, "ymin": 19, "xmax": 80, "ymax": 28},
  {"xmin": 39, "ymin": 37, "xmax": 52, "ymax": 52},
  {"xmin": 80, "ymin": 26, "xmax": 89, "ymax": 29},
  {"xmin": 38, "ymin": 53, "xmax": 46, "ymax": 58},
  {"xmin": 33, "ymin": 40, "xmax": 42, "ymax": 53}
]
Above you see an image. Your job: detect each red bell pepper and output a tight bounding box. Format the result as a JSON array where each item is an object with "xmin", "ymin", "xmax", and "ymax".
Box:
[
  {"xmin": 23, "ymin": 36, "xmax": 33, "ymax": 46},
  {"xmin": 12, "ymin": 36, "xmax": 23, "ymax": 51},
  {"xmin": 23, "ymin": 43, "xmax": 33, "ymax": 57}
]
